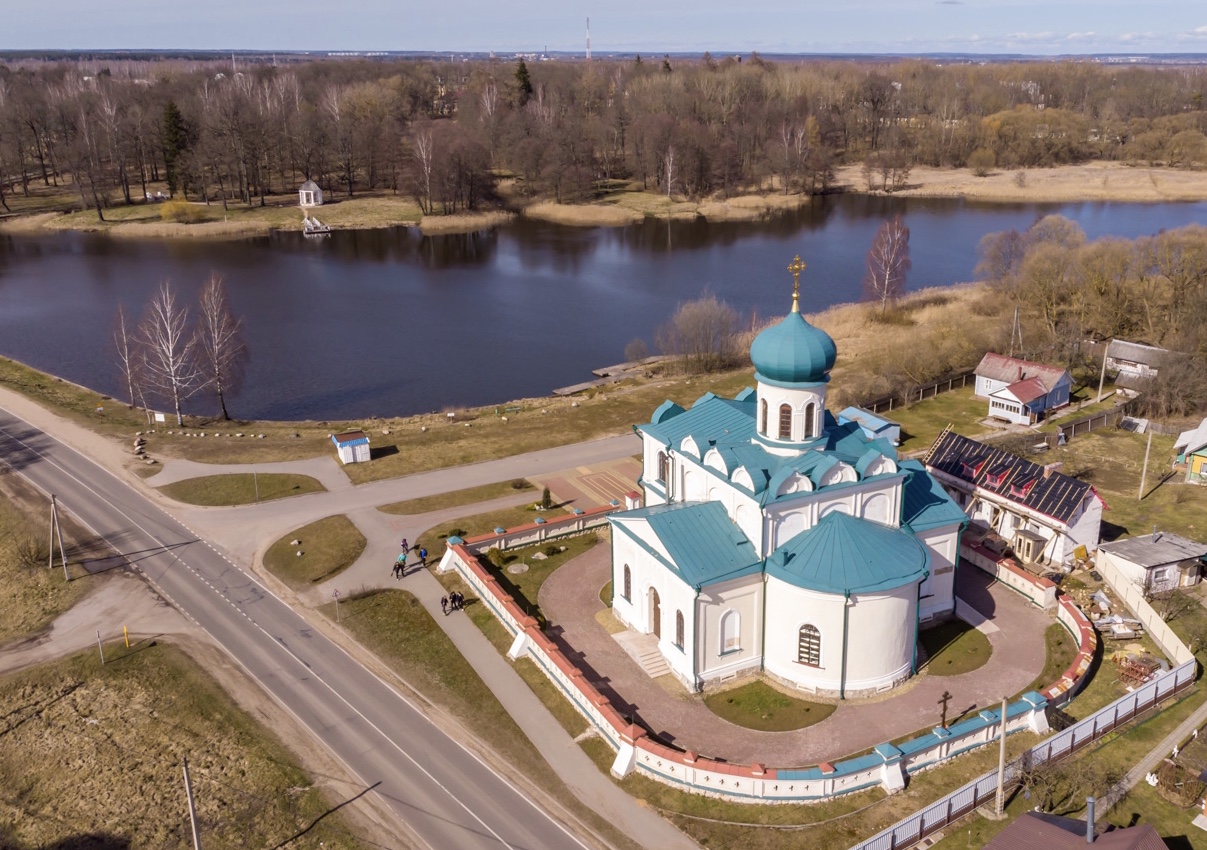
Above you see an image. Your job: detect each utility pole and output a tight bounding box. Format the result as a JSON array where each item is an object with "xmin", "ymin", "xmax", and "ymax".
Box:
[
  {"xmin": 1096, "ymin": 340, "xmax": 1110, "ymax": 403},
  {"xmin": 1008, "ymin": 307, "xmax": 1023, "ymax": 359},
  {"xmin": 183, "ymin": 757, "xmax": 202, "ymax": 850},
  {"xmin": 48, "ymin": 495, "xmax": 69, "ymax": 581},
  {"xmin": 1138, "ymin": 429, "xmax": 1154, "ymax": 500},
  {"xmin": 995, "ymin": 697, "xmax": 1008, "ymax": 816}
]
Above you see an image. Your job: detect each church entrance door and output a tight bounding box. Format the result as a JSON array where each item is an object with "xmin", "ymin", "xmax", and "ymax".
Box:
[{"xmin": 649, "ymin": 588, "xmax": 661, "ymax": 639}]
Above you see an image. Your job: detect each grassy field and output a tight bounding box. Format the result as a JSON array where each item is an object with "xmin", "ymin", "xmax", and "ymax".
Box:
[
  {"xmin": 318, "ymin": 589, "xmax": 641, "ymax": 850},
  {"xmin": 886, "ymin": 386, "xmax": 988, "ymax": 453},
  {"xmin": 703, "ymin": 680, "xmax": 837, "ymax": 732},
  {"xmin": 0, "ymin": 472, "xmax": 96, "ymax": 644},
  {"xmin": 432, "ymin": 534, "xmax": 601, "ymax": 625},
  {"xmin": 262, "ymin": 516, "xmax": 366, "ymax": 591},
  {"xmin": 1023, "ymin": 623, "xmax": 1079, "ymax": 695},
  {"xmin": 159, "ymin": 472, "xmax": 325, "ymax": 505},
  {"xmin": 918, "ymin": 619, "xmax": 994, "ymax": 676},
  {"xmin": 0, "ymin": 641, "xmax": 366, "ymax": 850},
  {"xmin": 378, "ymin": 478, "xmax": 533, "ymax": 515},
  {"xmin": 1044, "ymin": 429, "xmax": 1207, "ymax": 541}
]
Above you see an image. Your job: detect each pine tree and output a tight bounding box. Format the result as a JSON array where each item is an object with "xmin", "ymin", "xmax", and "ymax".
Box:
[
  {"xmin": 514, "ymin": 60, "xmax": 534, "ymax": 107},
  {"xmin": 162, "ymin": 100, "xmax": 191, "ymax": 198}
]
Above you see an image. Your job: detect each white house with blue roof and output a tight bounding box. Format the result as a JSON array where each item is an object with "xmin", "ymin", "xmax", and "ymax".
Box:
[{"xmin": 609, "ymin": 263, "xmax": 968, "ymax": 697}]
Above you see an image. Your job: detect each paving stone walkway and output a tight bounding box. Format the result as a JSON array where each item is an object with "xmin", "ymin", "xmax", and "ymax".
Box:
[{"xmin": 540, "ymin": 544, "xmax": 1052, "ymax": 766}]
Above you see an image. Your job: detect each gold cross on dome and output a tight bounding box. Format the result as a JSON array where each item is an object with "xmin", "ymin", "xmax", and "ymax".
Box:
[{"xmin": 787, "ymin": 255, "xmax": 806, "ymax": 313}]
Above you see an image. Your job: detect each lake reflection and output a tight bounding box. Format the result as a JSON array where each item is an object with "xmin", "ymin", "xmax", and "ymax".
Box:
[{"xmin": 0, "ymin": 194, "xmax": 1204, "ymax": 421}]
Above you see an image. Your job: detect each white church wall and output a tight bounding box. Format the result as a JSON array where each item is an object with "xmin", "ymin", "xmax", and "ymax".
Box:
[
  {"xmin": 756, "ymin": 382, "xmax": 826, "ymax": 446},
  {"xmin": 842, "ymin": 587, "xmax": 917, "ymax": 694},
  {"xmin": 762, "ymin": 581, "xmax": 848, "ymax": 693},
  {"xmin": 915, "ymin": 524, "xmax": 961, "ymax": 620},
  {"xmin": 765, "ymin": 477, "xmax": 904, "ymax": 554},
  {"xmin": 763, "ymin": 578, "xmax": 917, "ymax": 696},
  {"xmin": 641, "ymin": 436, "xmax": 671, "ymax": 505},
  {"xmin": 696, "ymin": 574, "xmax": 764, "ymax": 685},
  {"xmin": 657, "ymin": 573, "xmax": 700, "ymax": 689}
]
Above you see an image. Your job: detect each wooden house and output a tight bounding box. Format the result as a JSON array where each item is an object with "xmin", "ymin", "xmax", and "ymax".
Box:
[
  {"xmin": 1105, "ymin": 339, "xmax": 1166, "ymax": 387},
  {"xmin": 974, "ymin": 353, "xmax": 1072, "ymax": 426},
  {"xmin": 1174, "ymin": 417, "xmax": 1207, "ymax": 485},
  {"xmin": 925, "ymin": 429, "xmax": 1102, "ymax": 567},
  {"xmin": 298, "ymin": 180, "xmax": 323, "ymax": 208},
  {"xmin": 332, "ymin": 430, "xmax": 370, "ymax": 464},
  {"xmin": 1096, "ymin": 531, "xmax": 1206, "ymax": 593}
]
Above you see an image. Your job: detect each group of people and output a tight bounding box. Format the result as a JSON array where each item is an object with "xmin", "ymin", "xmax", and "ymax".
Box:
[
  {"xmin": 391, "ymin": 538, "xmax": 428, "ymax": 580},
  {"xmin": 440, "ymin": 592, "xmax": 465, "ymax": 615},
  {"xmin": 393, "ymin": 536, "xmax": 464, "ymax": 616}
]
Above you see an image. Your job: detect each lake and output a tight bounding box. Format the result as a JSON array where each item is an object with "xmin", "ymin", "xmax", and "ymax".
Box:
[{"xmin": 0, "ymin": 195, "xmax": 1204, "ymax": 421}]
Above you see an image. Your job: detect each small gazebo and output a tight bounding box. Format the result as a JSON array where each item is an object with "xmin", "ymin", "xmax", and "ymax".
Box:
[{"xmin": 298, "ymin": 180, "xmax": 323, "ymax": 208}]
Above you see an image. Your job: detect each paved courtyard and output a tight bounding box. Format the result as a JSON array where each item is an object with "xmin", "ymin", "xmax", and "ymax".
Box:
[{"xmin": 539, "ymin": 544, "xmax": 1052, "ymax": 765}]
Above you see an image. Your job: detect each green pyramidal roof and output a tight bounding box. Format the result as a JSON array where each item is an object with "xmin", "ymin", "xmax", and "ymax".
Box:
[
  {"xmin": 750, "ymin": 311, "xmax": 837, "ymax": 385},
  {"xmin": 767, "ymin": 511, "xmax": 928, "ymax": 595}
]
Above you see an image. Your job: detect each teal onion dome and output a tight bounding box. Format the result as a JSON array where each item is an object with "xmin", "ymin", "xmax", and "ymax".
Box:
[{"xmin": 750, "ymin": 311, "xmax": 837, "ymax": 385}]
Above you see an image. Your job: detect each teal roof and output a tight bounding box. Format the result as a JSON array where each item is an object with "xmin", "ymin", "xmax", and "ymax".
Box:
[
  {"xmin": 611, "ymin": 502, "xmax": 762, "ymax": 590},
  {"xmin": 900, "ymin": 460, "xmax": 969, "ymax": 532},
  {"xmin": 766, "ymin": 511, "xmax": 928, "ymax": 594},
  {"xmin": 749, "ymin": 311, "xmax": 837, "ymax": 385},
  {"xmin": 638, "ymin": 393, "xmax": 756, "ymax": 448}
]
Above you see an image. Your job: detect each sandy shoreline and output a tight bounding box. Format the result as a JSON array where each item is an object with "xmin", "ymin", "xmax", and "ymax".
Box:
[{"xmin": 3, "ymin": 162, "xmax": 1205, "ymax": 241}]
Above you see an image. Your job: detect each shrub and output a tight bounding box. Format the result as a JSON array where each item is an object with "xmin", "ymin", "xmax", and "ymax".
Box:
[
  {"xmin": 540, "ymin": 487, "xmax": 552, "ymax": 510},
  {"xmin": 160, "ymin": 200, "xmax": 205, "ymax": 224},
  {"xmin": 510, "ymin": 478, "xmax": 529, "ymax": 490},
  {"xmin": 485, "ymin": 547, "xmax": 506, "ymax": 568},
  {"xmin": 968, "ymin": 148, "xmax": 996, "ymax": 177}
]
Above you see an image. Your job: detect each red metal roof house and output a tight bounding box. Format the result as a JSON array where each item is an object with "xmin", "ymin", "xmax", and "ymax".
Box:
[{"xmin": 975, "ymin": 353, "xmax": 1073, "ymax": 426}]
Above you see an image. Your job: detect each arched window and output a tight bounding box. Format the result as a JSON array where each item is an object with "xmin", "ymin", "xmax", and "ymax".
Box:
[
  {"xmin": 804, "ymin": 402, "xmax": 816, "ymax": 439},
  {"xmin": 778, "ymin": 404, "xmax": 792, "ymax": 440},
  {"xmin": 798, "ymin": 624, "xmax": 821, "ymax": 666},
  {"xmin": 675, "ymin": 610, "xmax": 685, "ymax": 649},
  {"xmin": 720, "ymin": 609, "xmax": 740, "ymax": 653},
  {"xmin": 657, "ymin": 451, "xmax": 669, "ymax": 484},
  {"xmin": 622, "ymin": 565, "xmax": 631, "ymax": 601},
  {"xmin": 760, "ymin": 399, "xmax": 768, "ymax": 435}
]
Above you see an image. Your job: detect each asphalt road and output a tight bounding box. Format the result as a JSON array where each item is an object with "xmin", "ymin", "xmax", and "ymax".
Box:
[{"xmin": 0, "ymin": 406, "xmax": 597, "ymax": 850}]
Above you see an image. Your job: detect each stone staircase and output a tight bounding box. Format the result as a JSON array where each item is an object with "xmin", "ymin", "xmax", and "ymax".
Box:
[{"xmin": 613, "ymin": 631, "xmax": 671, "ymax": 679}]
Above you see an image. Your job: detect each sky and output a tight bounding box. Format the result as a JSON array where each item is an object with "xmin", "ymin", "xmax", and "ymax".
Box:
[{"xmin": 6, "ymin": 0, "xmax": 1207, "ymax": 56}]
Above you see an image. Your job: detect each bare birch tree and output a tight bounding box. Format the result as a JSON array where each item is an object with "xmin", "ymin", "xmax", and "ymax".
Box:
[
  {"xmin": 195, "ymin": 275, "xmax": 247, "ymax": 421},
  {"xmin": 113, "ymin": 304, "xmax": 143, "ymax": 411},
  {"xmin": 139, "ymin": 281, "xmax": 200, "ymax": 426},
  {"xmin": 863, "ymin": 216, "xmax": 911, "ymax": 314}
]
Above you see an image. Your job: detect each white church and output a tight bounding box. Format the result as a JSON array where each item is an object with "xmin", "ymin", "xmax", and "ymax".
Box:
[{"xmin": 609, "ymin": 260, "xmax": 969, "ymax": 698}]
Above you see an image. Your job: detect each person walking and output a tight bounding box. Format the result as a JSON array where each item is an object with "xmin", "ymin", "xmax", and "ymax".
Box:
[
  {"xmin": 440, "ymin": 595, "xmax": 449, "ymax": 615},
  {"xmin": 395, "ymin": 552, "xmax": 407, "ymax": 578},
  {"xmin": 418, "ymin": 547, "xmax": 428, "ymax": 568},
  {"xmin": 400, "ymin": 538, "xmax": 409, "ymax": 556},
  {"xmin": 390, "ymin": 560, "xmax": 400, "ymax": 580}
]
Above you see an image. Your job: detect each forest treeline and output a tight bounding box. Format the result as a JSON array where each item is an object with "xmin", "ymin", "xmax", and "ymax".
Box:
[
  {"xmin": 977, "ymin": 217, "xmax": 1207, "ymax": 418},
  {"xmin": 5, "ymin": 55, "xmax": 1207, "ymax": 215}
]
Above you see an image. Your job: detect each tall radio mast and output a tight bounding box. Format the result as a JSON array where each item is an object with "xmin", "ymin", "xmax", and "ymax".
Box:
[{"xmin": 586, "ymin": 17, "xmax": 591, "ymax": 62}]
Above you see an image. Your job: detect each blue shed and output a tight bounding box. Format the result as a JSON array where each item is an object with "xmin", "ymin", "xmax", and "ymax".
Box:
[
  {"xmin": 332, "ymin": 429, "xmax": 371, "ymax": 464},
  {"xmin": 837, "ymin": 406, "xmax": 901, "ymax": 446}
]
